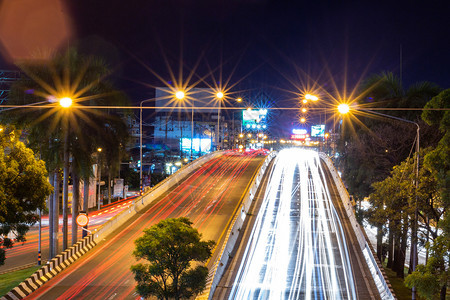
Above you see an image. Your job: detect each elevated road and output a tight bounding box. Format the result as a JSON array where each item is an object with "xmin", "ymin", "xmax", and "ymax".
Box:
[
  {"xmin": 216, "ymin": 149, "xmax": 381, "ymax": 299},
  {"xmin": 26, "ymin": 150, "xmax": 266, "ymax": 299}
]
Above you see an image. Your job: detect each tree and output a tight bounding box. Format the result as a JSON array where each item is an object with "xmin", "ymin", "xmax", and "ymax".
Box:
[
  {"xmin": 2, "ymin": 48, "xmax": 130, "ymax": 253},
  {"xmin": 404, "ymin": 89, "xmax": 450, "ymax": 299},
  {"xmin": 131, "ymin": 217, "xmax": 215, "ymax": 300},
  {"xmin": 368, "ymin": 148, "xmax": 441, "ymax": 278},
  {"xmin": 338, "ymin": 72, "xmax": 441, "ymax": 202},
  {"xmin": 0, "ymin": 128, "xmax": 53, "ymax": 265}
]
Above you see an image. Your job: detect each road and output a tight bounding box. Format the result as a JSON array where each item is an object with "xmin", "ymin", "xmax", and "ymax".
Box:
[
  {"xmin": 218, "ymin": 149, "xmax": 378, "ymax": 299},
  {"xmin": 27, "ymin": 150, "xmax": 266, "ymax": 299},
  {"xmin": 0, "ymin": 199, "xmax": 136, "ymax": 273}
]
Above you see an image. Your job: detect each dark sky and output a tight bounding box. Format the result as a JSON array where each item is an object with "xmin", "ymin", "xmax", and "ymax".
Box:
[
  {"xmin": 1, "ymin": 0, "xmax": 449, "ymax": 132},
  {"xmin": 62, "ymin": 0, "xmax": 450, "ymax": 101}
]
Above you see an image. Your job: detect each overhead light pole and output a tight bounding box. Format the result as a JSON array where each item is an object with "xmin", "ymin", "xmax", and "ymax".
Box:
[
  {"xmin": 216, "ymin": 92, "xmax": 224, "ymax": 150},
  {"xmin": 338, "ymin": 103, "xmax": 420, "ymax": 300},
  {"xmin": 139, "ymin": 98, "xmax": 155, "ymax": 195},
  {"xmin": 59, "ymin": 97, "xmax": 72, "ymax": 251}
]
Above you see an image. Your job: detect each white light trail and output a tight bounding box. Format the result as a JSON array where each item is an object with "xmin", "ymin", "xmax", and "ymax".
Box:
[{"xmin": 229, "ymin": 149, "xmax": 357, "ymax": 299}]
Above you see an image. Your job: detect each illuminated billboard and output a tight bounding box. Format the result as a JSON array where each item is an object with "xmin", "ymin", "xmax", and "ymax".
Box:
[
  {"xmin": 291, "ymin": 129, "xmax": 307, "ymax": 140},
  {"xmin": 181, "ymin": 138, "xmax": 212, "ymax": 154},
  {"xmin": 311, "ymin": 125, "xmax": 325, "ymax": 137},
  {"xmin": 243, "ymin": 109, "xmax": 267, "ymax": 130}
]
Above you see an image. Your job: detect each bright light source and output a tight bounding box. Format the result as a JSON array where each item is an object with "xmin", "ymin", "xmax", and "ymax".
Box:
[
  {"xmin": 59, "ymin": 97, "xmax": 72, "ymax": 108},
  {"xmin": 302, "ymin": 99, "xmax": 307, "ymax": 104},
  {"xmin": 175, "ymin": 162, "xmax": 182, "ymax": 166},
  {"xmin": 216, "ymin": 92, "xmax": 224, "ymax": 99},
  {"xmin": 239, "ymin": 134, "xmax": 244, "ymax": 138},
  {"xmin": 247, "ymin": 133, "xmax": 252, "ymax": 138},
  {"xmin": 302, "ymin": 108, "xmax": 307, "ymax": 113},
  {"xmin": 338, "ymin": 104, "xmax": 350, "ymax": 114},
  {"xmin": 175, "ymin": 91, "xmax": 185, "ymax": 100},
  {"xmin": 247, "ymin": 107, "xmax": 252, "ymax": 111},
  {"xmin": 300, "ymin": 117, "xmax": 306, "ymax": 123},
  {"xmin": 305, "ymin": 94, "xmax": 318, "ymax": 101},
  {"xmin": 97, "ymin": 147, "xmax": 102, "ymax": 152},
  {"xmin": 237, "ymin": 97, "xmax": 242, "ymax": 102}
]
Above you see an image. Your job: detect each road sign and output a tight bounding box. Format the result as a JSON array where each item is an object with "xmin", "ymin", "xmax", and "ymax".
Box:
[{"xmin": 76, "ymin": 213, "xmax": 89, "ymax": 227}]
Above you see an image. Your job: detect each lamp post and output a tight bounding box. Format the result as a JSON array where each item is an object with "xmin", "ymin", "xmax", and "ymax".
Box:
[
  {"xmin": 139, "ymin": 98, "xmax": 155, "ymax": 195},
  {"xmin": 97, "ymin": 147, "xmax": 102, "ymax": 210},
  {"xmin": 59, "ymin": 97, "xmax": 72, "ymax": 251},
  {"xmin": 338, "ymin": 104, "xmax": 420, "ymax": 300},
  {"xmin": 216, "ymin": 92, "xmax": 224, "ymax": 150}
]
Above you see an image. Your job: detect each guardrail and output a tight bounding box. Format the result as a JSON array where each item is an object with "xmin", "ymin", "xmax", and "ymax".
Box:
[
  {"xmin": 197, "ymin": 151, "xmax": 276, "ymax": 300},
  {"xmin": 319, "ymin": 153, "xmax": 396, "ymax": 300},
  {"xmin": 1, "ymin": 151, "xmax": 223, "ymax": 300}
]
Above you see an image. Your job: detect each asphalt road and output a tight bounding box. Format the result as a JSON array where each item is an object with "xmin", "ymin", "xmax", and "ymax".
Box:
[
  {"xmin": 0, "ymin": 199, "xmax": 136, "ymax": 273},
  {"xmin": 27, "ymin": 150, "xmax": 265, "ymax": 299}
]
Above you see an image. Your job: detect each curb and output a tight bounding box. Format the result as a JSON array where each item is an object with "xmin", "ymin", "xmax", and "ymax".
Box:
[{"xmin": 1, "ymin": 234, "xmax": 95, "ymax": 300}]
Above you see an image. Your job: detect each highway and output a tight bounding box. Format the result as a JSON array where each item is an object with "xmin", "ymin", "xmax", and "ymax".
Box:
[
  {"xmin": 217, "ymin": 149, "xmax": 379, "ymax": 299},
  {"xmin": 27, "ymin": 150, "xmax": 266, "ymax": 299},
  {"xmin": 0, "ymin": 199, "xmax": 136, "ymax": 273}
]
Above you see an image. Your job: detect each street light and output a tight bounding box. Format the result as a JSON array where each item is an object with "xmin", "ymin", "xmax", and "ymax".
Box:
[
  {"xmin": 139, "ymin": 98, "xmax": 155, "ymax": 195},
  {"xmin": 174, "ymin": 91, "xmax": 194, "ymax": 160},
  {"xmin": 97, "ymin": 147, "xmax": 102, "ymax": 210},
  {"xmin": 338, "ymin": 105, "xmax": 420, "ymax": 300},
  {"xmin": 216, "ymin": 91, "xmax": 224, "ymax": 150},
  {"xmin": 59, "ymin": 96, "xmax": 72, "ymax": 251}
]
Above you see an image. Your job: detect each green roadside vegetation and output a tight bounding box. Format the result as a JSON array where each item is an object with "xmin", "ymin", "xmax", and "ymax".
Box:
[
  {"xmin": 383, "ymin": 267, "xmax": 415, "ymax": 300},
  {"xmin": 0, "ymin": 266, "xmax": 41, "ymax": 296}
]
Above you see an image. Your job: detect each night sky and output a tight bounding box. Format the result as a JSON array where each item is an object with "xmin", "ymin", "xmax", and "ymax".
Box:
[{"xmin": 1, "ymin": 0, "xmax": 449, "ymax": 130}]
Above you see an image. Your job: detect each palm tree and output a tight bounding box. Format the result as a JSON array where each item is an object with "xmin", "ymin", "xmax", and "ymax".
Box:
[{"xmin": 2, "ymin": 48, "xmax": 130, "ymax": 255}]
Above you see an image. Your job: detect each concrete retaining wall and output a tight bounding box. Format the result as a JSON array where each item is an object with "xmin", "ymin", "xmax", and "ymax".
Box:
[{"xmin": 319, "ymin": 153, "xmax": 396, "ymax": 300}]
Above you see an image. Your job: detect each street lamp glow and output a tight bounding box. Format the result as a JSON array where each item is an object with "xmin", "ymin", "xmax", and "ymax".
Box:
[
  {"xmin": 175, "ymin": 91, "xmax": 185, "ymax": 100},
  {"xmin": 59, "ymin": 97, "xmax": 72, "ymax": 108},
  {"xmin": 237, "ymin": 97, "xmax": 242, "ymax": 102},
  {"xmin": 302, "ymin": 99, "xmax": 307, "ymax": 104},
  {"xmin": 300, "ymin": 117, "xmax": 306, "ymax": 123},
  {"xmin": 338, "ymin": 104, "xmax": 350, "ymax": 114},
  {"xmin": 97, "ymin": 147, "xmax": 102, "ymax": 152},
  {"xmin": 216, "ymin": 92, "xmax": 224, "ymax": 99},
  {"xmin": 305, "ymin": 94, "xmax": 318, "ymax": 101},
  {"xmin": 301, "ymin": 108, "xmax": 307, "ymax": 113}
]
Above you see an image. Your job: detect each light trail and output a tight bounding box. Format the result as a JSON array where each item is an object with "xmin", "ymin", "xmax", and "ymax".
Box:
[
  {"xmin": 26, "ymin": 150, "xmax": 265, "ymax": 299},
  {"xmin": 229, "ymin": 148, "xmax": 357, "ymax": 299}
]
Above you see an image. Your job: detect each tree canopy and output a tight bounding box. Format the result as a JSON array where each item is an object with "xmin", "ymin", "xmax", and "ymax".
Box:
[
  {"xmin": 404, "ymin": 89, "xmax": 450, "ymax": 300},
  {"xmin": 131, "ymin": 217, "xmax": 215, "ymax": 300},
  {"xmin": 338, "ymin": 71, "xmax": 441, "ymax": 201},
  {"xmin": 0, "ymin": 127, "xmax": 53, "ymax": 265}
]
